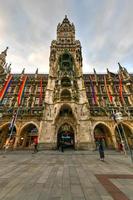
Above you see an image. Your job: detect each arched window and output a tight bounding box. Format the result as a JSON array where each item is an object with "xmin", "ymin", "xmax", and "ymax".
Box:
[
  {"xmin": 59, "ymin": 105, "xmax": 72, "ymax": 117},
  {"xmin": 58, "ymin": 52, "xmax": 74, "ymax": 71},
  {"xmin": 61, "ymin": 89, "xmax": 71, "ymax": 101},
  {"xmin": 61, "ymin": 77, "xmax": 71, "ymax": 87}
]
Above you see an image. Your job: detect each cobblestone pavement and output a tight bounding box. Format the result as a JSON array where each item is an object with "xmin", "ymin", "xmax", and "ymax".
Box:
[{"xmin": 0, "ymin": 150, "xmax": 133, "ymax": 200}]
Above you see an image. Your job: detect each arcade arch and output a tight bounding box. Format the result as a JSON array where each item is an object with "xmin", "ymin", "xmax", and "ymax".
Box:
[
  {"xmin": 115, "ymin": 123, "xmax": 133, "ymax": 149},
  {"xmin": 55, "ymin": 104, "xmax": 77, "ymax": 150},
  {"xmin": 93, "ymin": 122, "xmax": 114, "ymax": 149},
  {"xmin": 18, "ymin": 122, "xmax": 38, "ymax": 148},
  {"xmin": 0, "ymin": 123, "xmax": 17, "ymax": 149}
]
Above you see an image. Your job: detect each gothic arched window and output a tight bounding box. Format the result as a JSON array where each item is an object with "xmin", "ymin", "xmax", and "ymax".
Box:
[
  {"xmin": 61, "ymin": 77, "xmax": 71, "ymax": 87},
  {"xmin": 59, "ymin": 52, "xmax": 74, "ymax": 71},
  {"xmin": 61, "ymin": 89, "xmax": 71, "ymax": 101}
]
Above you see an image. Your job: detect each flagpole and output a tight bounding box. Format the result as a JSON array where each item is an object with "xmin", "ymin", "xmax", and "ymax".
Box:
[
  {"xmin": 3, "ymin": 74, "xmax": 27, "ymax": 155},
  {"xmin": 9, "ymin": 107, "xmax": 20, "ymax": 140},
  {"xmin": 4, "ymin": 107, "xmax": 20, "ymax": 153}
]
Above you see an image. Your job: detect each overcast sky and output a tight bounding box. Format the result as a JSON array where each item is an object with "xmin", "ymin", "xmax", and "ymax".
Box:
[{"xmin": 0, "ymin": 0, "xmax": 133, "ymax": 74}]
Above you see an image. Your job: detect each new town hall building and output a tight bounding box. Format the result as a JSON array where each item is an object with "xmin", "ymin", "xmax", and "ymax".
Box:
[{"xmin": 0, "ymin": 16, "xmax": 133, "ymax": 150}]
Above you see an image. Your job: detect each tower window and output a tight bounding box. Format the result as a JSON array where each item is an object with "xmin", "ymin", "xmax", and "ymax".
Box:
[
  {"xmin": 59, "ymin": 52, "xmax": 73, "ymax": 71},
  {"xmin": 61, "ymin": 89, "xmax": 71, "ymax": 101},
  {"xmin": 61, "ymin": 77, "xmax": 71, "ymax": 87}
]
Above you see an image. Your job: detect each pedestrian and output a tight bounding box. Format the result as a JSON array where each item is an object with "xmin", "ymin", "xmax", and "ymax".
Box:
[
  {"xmin": 94, "ymin": 139, "xmax": 99, "ymax": 151},
  {"xmin": 33, "ymin": 136, "xmax": 38, "ymax": 153},
  {"xmin": 98, "ymin": 139, "xmax": 105, "ymax": 161},
  {"xmin": 60, "ymin": 139, "xmax": 64, "ymax": 152},
  {"xmin": 118, "ymin": 141, "xmax": 123, "ymax": 152}
]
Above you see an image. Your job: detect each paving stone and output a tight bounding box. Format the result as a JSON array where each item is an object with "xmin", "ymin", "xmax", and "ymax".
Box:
[{"xmin": 0, "ymin": 150, "xmax": 132, "ymax": 200}]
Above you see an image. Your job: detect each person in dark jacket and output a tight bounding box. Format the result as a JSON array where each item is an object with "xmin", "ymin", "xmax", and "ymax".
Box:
[
  {"xmin": 98, "ymin": 139, "xmax": 105, "ymax": 161},
  {"xmin": 60, "ymin": 139, "xmax": 64, "ymax": 152},
  {"xmin": 33, "ymin": 136, "xmax": 38, "ymax": 153}
]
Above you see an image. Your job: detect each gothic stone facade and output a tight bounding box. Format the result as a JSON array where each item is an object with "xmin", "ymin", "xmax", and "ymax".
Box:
[{"xmin": 0, "ymin": 16, "xmax": 133, "ymax": 150}]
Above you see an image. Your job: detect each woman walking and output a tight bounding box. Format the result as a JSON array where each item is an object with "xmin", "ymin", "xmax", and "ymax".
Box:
[
  {"xmin": 33, "ymin": 136, "xmax": 38, "ymax": 153},
  {"xmin": 98, "ymin": 139, "xmax": 105, "ymax": 161}
]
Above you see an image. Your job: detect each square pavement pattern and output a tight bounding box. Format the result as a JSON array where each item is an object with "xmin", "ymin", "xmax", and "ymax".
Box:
[{"xmin": 0, "ymin": 150, "xmax": 133, "ymax": 200}]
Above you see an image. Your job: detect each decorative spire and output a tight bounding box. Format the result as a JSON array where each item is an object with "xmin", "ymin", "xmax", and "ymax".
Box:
[
  {"xmin": 62, "ymin": 15, "xmax": 69, "ymax": 23},
  {"xmin": 93, "ymin": 68, "xmax": 98, "ymax": 85},
  {"xmin": 93, "ymin": 68, "xmax": 97, "ymax": 74},
  {"xmin": 21, "ymin": 68, "xmax": 25, "ymax": 74},
  {"xmin": 35, "ymin": 68, "xmax": 38, "ymax": 74},
  {"xmin": 0, "ymin": 47, "xmax": 9, "ymax": 64},
  {"xmin": 2, "ymin": 47, "xmax": 9, "ymax": 56},
  {"xmin": 57, "ymin": 16, "xmax": 75, "ymax": 41},
  {"xmin": 118, "ymin": 63, "xmax": 130, "ymax": 79},
  {"xmin": 106, "ymin": 68, "xmax": 109, "ymax": 74},
  {"xmin": 35, "ymin": 68, "xmax": 38, "ymax": 78},
  {"xmin": 0, "ymin": 47, "xmax": 9, "ymax": 76},
  {"xmin": 118, "ymin": 62, "xmax": 123, "ymax": 71}
]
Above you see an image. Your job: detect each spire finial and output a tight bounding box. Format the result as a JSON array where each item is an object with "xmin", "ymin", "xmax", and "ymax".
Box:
[
  {"xmin": 21, "ymin": 68, "xmax": 25, "ymax": 74},
  {"xmin": 93, "ymin": 68, "xmax": 96, "ymax": 74},
  {"xmin": 35, "ymin": 68, "xmax": 38, "ymax": 74},
  {"xmin": 118, "ymin": 62, "xmax": 123, "ymax": 70},
  {"xmin": 107, "ymin": 68, "xmax": 109, "ymax": 73},
  {"xmin": 35, "ymin": 68, "xmax": 38, "ymax": 78},
  {"xmin": 2, "ymin": 47, "xmax": 9, "ymax": 55}
]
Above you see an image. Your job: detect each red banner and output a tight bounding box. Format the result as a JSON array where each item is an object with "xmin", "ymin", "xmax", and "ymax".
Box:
[
  {"xmin": 119, "ymin": 75, "xmax": 124, "ymax": 104},
  {"xmin": 0, "ymin": 74, "xmax": 12, "ymax": 102},
  {"xmin": 17, "ymin": 76, "xmax": 27, "ymax": 106},
  {"xmin": 104, "ymin": 75, "xmax": 113, "ymax": 104}
]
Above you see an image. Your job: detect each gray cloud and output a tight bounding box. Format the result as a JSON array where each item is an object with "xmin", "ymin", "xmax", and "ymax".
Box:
[
  {"xmin": 0, "ymin": 0, "xmax": 133, "ymax": 73},
  {"xmin": 75, "ymin": 0, "xmax": 133, "ymax": 73}
]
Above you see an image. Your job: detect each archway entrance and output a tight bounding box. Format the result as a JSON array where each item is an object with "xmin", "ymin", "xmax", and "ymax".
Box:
[
  {"xmin": 18, "ymin": 123, "xmax": 38, "ymax": 148},
  {"xmin": 115, "ymin": 123, "xmax": 133, "ymax": 149},
  {"xmin": 94, "ymin": 123, "xmax": 114, "ymax": 149},
  {"xmin": 0, "ymin": 123, "xmax": 16, "ymax": 149},
  {"xmin": 57, "ymin": 123, "xmax": 75, "ymax": 150}
]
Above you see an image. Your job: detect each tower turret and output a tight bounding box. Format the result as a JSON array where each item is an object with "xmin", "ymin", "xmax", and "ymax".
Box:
[
  {"xmin": 0, "ymin": 47, "xmax": 8, "ymax": 77},
  {"xmin": 57, "ymin": 15, "xmax": 75, "ymax": 43}
]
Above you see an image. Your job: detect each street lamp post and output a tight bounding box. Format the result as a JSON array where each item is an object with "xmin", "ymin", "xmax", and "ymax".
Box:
[{"xmin": 114, "ymin": 112, "xmax": 133, "ymax": 164}]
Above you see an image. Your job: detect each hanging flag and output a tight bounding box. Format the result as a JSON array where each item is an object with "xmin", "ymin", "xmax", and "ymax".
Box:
[
  {"xmin": 119, "ymin": 74, "xmax": 125, "ymax": 104},
  {"xmin": 104, "ymin": 75, "xmax": 113, "ymax": 104},
  {"xmin": 39, "ymin": 78, "xmax": 43, "ymax": 105},
  {"xmin": 0, "ymin": 75, "xmax": 13, "ymax": 103},
  {"xmin": 17, "ymin": 76, "xmax": 27, "ymax": 106},
  {"xmin": 89, "ymin": 75, "xmax": 97, "ymax": 104},
  {"xmin": 93, "ymin": 68, "xmax": 98, "ymax": 85}
]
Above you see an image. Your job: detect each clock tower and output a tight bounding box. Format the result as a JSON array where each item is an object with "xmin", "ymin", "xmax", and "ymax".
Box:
[{"xmin": 39, "ymin": 16, "xmax": 92, "ymax": 150}]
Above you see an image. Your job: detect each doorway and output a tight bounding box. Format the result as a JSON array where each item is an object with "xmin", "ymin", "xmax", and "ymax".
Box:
[{"xmin": 57, "ymin": 123, "xmax": 75, "ymax": 150}]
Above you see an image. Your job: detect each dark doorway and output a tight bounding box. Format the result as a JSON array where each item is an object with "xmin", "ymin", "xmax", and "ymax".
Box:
[{"xmin": 57, "ymin": 123, "xmax": 75, "ymax": 150}]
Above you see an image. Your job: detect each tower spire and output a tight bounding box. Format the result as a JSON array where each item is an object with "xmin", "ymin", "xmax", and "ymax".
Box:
[
  {"xmin": 57, "ymin": 16, "xmax": 75, "ymax": 41},
  {"xmin": 2, "ymin": 47, "xmax": 9, "ymax": 56},
  {"xmin": 0, "ymin": 47, "xmax": 9, "ymax": 75},
  {"xmin": 0, "ymin": 47, "xmax": 9, "ymax": 62}
]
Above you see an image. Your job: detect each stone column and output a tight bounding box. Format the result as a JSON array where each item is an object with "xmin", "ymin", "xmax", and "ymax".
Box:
[{"xmin": 14, "ymin": 121, "xmax": 22, "ymax": 148}]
